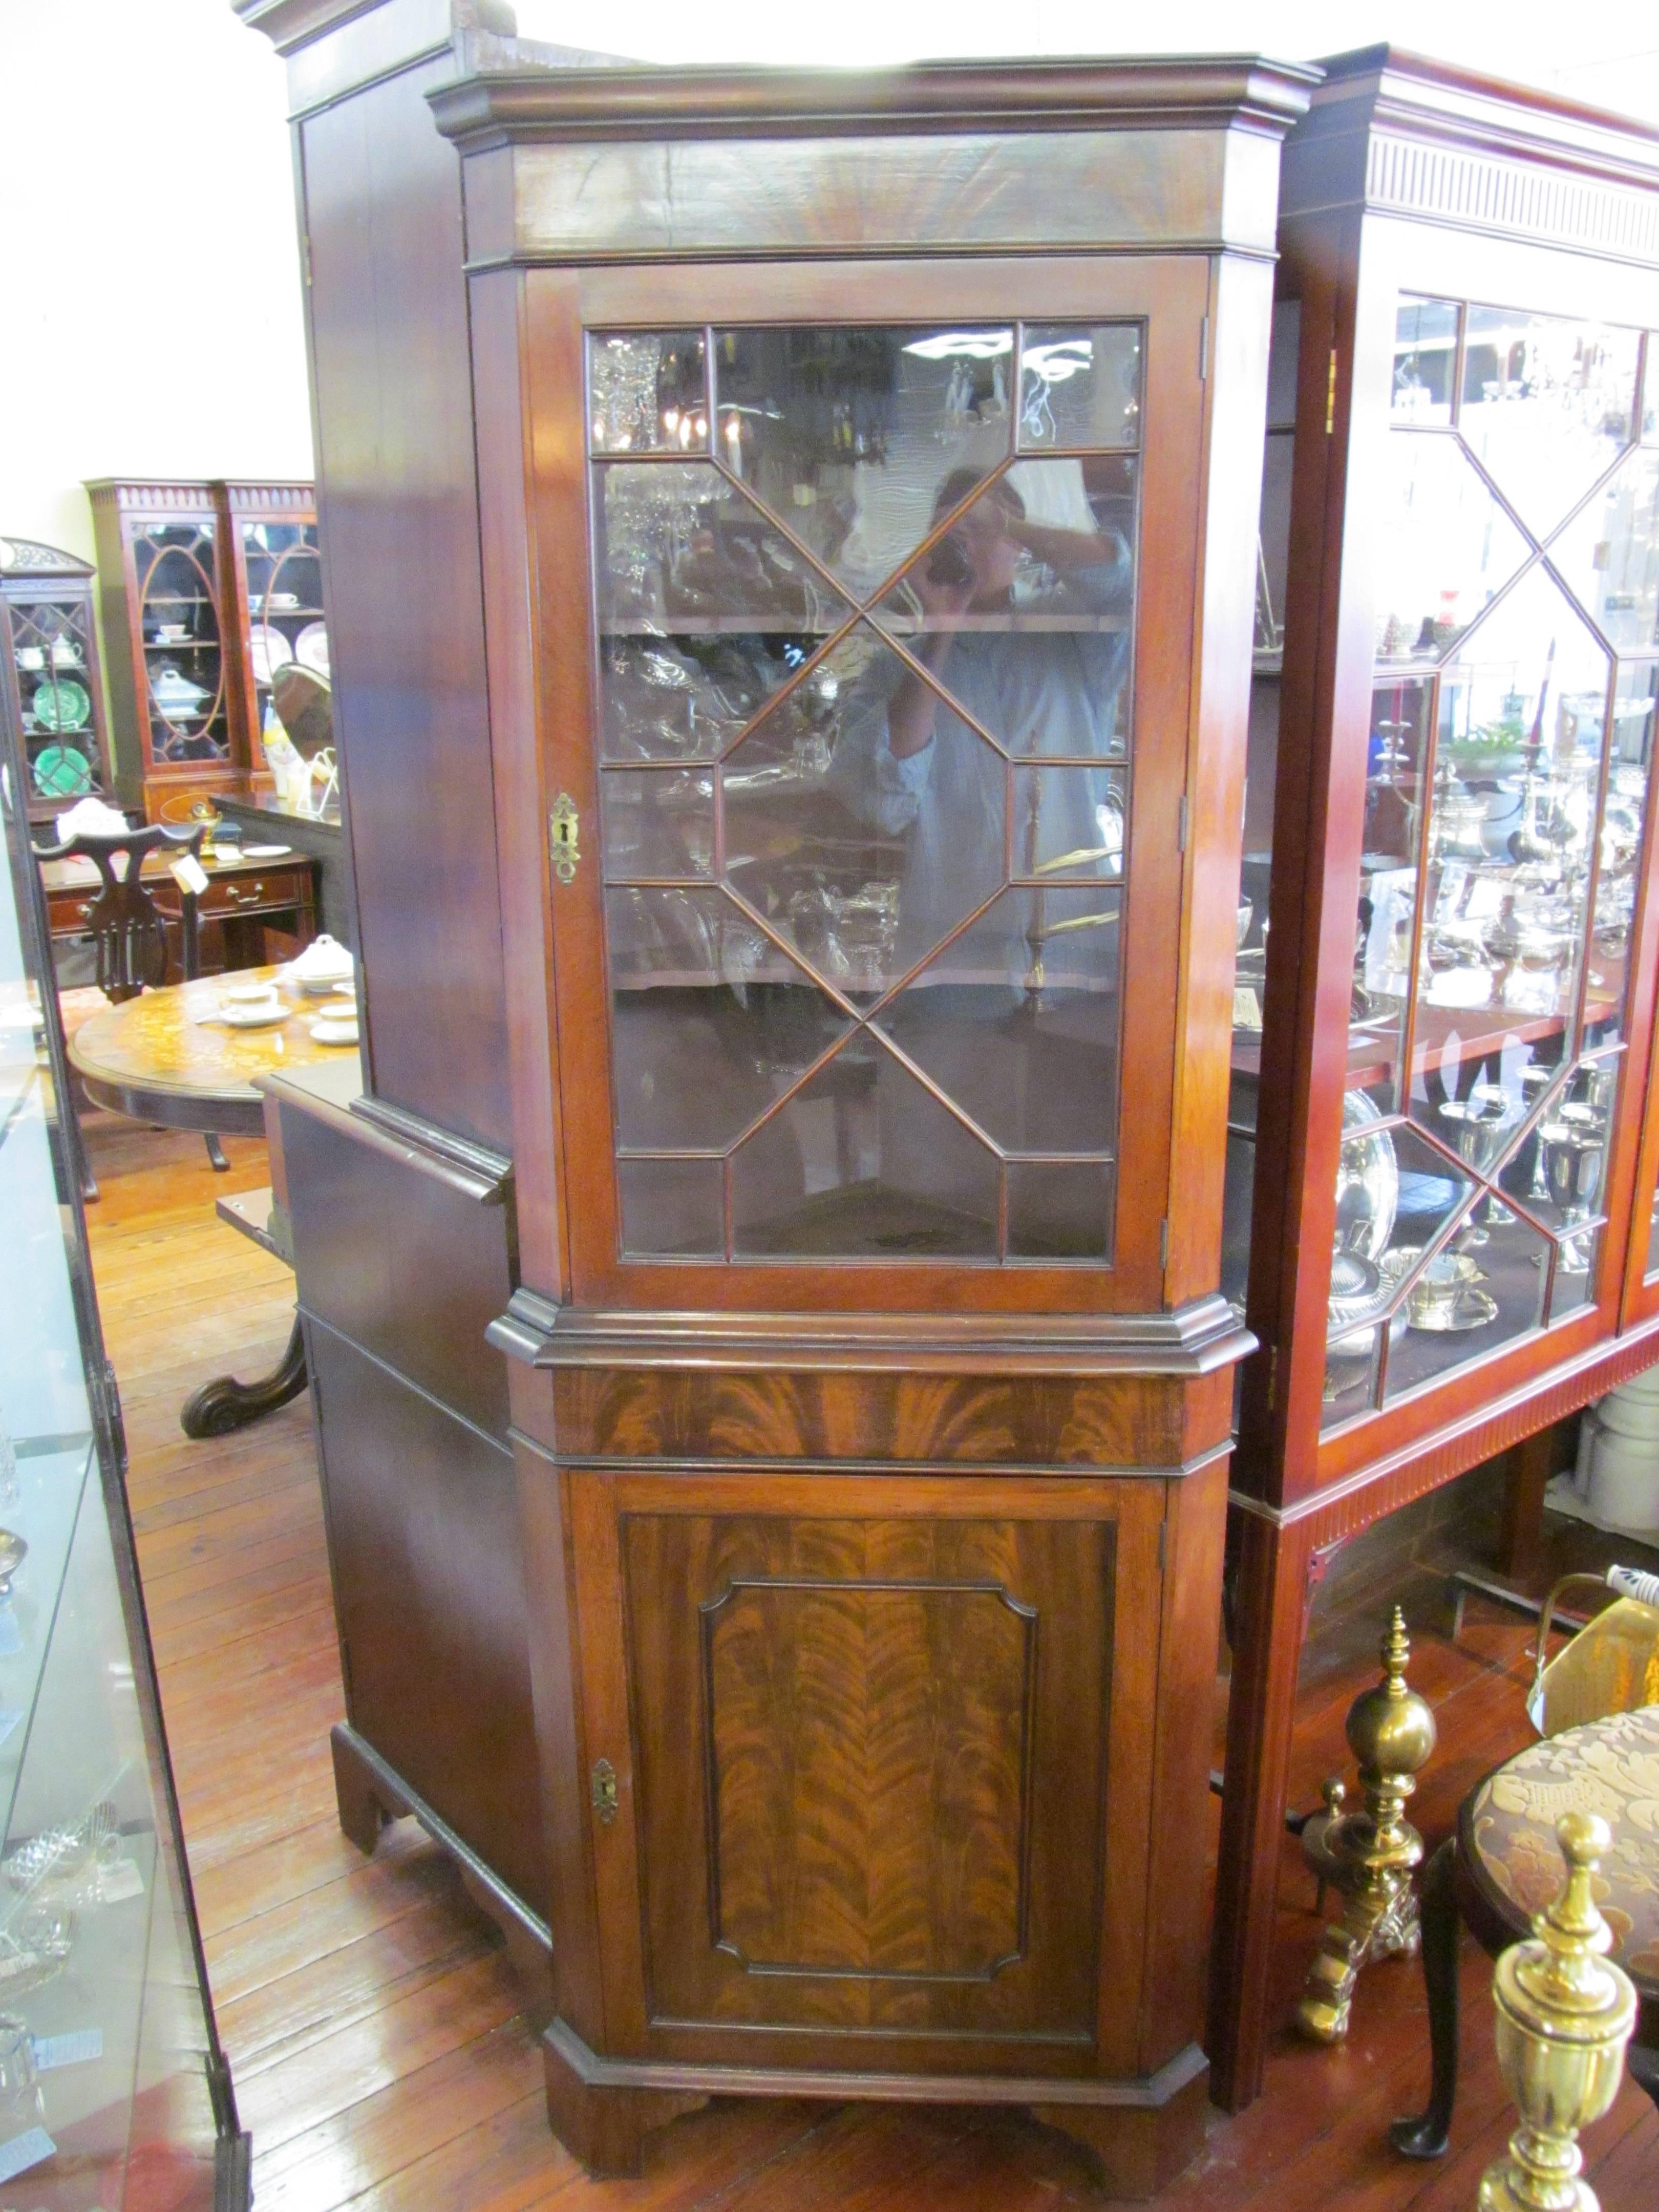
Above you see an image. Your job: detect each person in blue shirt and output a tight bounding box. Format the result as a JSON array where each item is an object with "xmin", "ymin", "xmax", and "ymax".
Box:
[
  {"xmin": 818, "ymin": 463, "xmax": 1134, "ymax": 1240},
  {"xmin": 831, "ymin": 464, "xmax": 1133, "ymax": 984}
]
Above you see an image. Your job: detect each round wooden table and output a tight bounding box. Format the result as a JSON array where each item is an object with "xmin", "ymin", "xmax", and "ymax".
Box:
[
  {"xmin": 69, "ymin": 967, "xmax": 360, "ymax": 1438},
  {"xmin": 68, "ymin": 964, "xmax": 357, "ymax": 1138}
]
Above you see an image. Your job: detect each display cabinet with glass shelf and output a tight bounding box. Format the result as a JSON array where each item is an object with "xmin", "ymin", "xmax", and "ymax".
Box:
[
  {"xmin": 0, "ymin": 619, "xmax": 250, "ymax": 2201},
  {"xmin": 87, "ymin": 480, "xmax": 324, "ymax": 820},
  {"xmin": 89, "ymin": 483, "xmax": 236, "ymax": 817},
  {"xmin": 432, "ymin": 42, "xmax": 1317, "ymax": 2184},
  {"xmin": 1, "ymin": 537, "xmax": 111, "ymax": 827},
  {"xmin": 1212, "ymin": 47, "xmax": 1659, "ymax": 2115},
  {"xmin": 242, "ymin": 0, "xmax": 1313, "ymax": 2187},
  {"xmin": 219, "ymin": 482, "xmax": 325, "ymax": 783}
]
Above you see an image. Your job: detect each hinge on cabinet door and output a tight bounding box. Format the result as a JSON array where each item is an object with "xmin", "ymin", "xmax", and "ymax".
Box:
[
  {"xmin": 1176, "ymin": 794, "xmax": 1189, "ymax": 853},
  {"xmin": 1159, "ymin": 1218, "xmax": 1169, "ymax": 1269},
  {"xmin": 548, "ymin": 793, "xmax": 581, "ymax": 885},
  {"xmin": 590, "ymin": 1759, "xmax": 619, "ymax": 1824},
  {"xmin": 1265, "ymin": 1344, "xmax": 1279, "ymax": 1413},
  {"xmin": 337, "ymin": 1632, "xmax": 352, "ymax": 1705},
  {"xmin": 1199, "ymin": 316, "xmax": 1209, "ymax": 381},
  {"xmin": 1325, "ymin": 348, "xmax": 1338, "ymax": 435},
  {"xmin": 301, "ymin": 232, "xmax": 313, "ymax": 289}
]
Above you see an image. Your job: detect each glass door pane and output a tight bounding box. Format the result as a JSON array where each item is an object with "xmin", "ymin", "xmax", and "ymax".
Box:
[
  {"xmin": 134, "ymin": 522, "xmax": 229, "ymax": 767},
  {"xmin": 591, "ymin": 320, "xmax": 1141, "ymax": 1265},
  {"xmin": 1322, "ymin": 295, "xmax": 1654, "ymax": 1430}
]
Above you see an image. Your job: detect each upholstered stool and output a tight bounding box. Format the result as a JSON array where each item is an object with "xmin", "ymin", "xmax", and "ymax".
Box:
[{"xmin": 1392, "ymin": 1705, "xmax": 1659, "ymax": 2158}]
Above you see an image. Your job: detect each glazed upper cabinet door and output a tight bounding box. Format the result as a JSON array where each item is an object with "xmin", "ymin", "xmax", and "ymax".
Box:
[
  {"xmin": 1321, "ymin": 304, "xmax": 1659, "ymax": 1431},
  {"xmin": 537, "ymin": 260, "xmax": 1213, "ymax": 1315},
  {"xmin": 565, "ymin": 1467, "xmax": 1165, "ymax": 2069}
]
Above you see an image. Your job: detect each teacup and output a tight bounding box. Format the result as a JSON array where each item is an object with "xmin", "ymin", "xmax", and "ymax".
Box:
[{"xmin": 1407, "ymin": 1250, "xmax": 1483, "ymax": 1328}]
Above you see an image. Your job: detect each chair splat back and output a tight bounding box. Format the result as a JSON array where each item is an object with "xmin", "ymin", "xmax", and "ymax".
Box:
[{"xmin": 32, "ymin": 823, "xmax": 206, "ymax": 1003}]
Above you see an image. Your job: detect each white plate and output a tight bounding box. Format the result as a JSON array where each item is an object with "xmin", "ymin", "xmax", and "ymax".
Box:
[
  {"xmin": 242, "ymin": 844, "xmax": 292, "ymax": 859},
  {"xmin": 219, "ymin": 1001, "xmax": 289, "ymax": 1028},
  {"xmin": 294, "ymin": 622, "xmax": 329, "ymax": 678},
  {"xmin": 249, "ymin": 627, "xmax": 294, "ymax": 687},
  {"xmin": 309, "ymin": 1015, "xmax": 359, "ymax": 1045}
]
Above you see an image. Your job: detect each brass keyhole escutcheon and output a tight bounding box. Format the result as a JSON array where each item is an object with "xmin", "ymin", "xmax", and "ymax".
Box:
[
  {"xmin": 549, "ymin": 792, "xmax": 580, "ymax": 884},
  {"xmin": 590, "ymin": 1758, "xmax": 618, "ymax": 1824}
]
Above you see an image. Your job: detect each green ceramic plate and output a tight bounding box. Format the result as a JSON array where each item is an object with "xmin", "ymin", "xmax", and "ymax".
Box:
[
  {"xmin": 30, "ymin": 676, "xmax": 91, "ymax": 733},
  {"xmin": 32, "ymin": 743, "xmax": 93, "ymax": 797}
]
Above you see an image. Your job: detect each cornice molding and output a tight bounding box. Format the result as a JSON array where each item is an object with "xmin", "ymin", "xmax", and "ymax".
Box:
[
  {"xmin": 430, "ymin": 54, "xmax": 1318, "ymax": 152},
  {"xmin": 1360, "ymin": 130, "xmax": 1659, "ymax": 263},
  {"xmin": 84, "ymin": 480, "xmax": 218, "ymax": 514},
  {"xmin": 1283, "ymin": 44, "xmax": 1659, "ymax": 253},
  {"xmin": 232, "ymin": 0, "xmax": 513, "ymax": 58},
  {"xmin": 488, "ymin": 1286, "xmax": 1254, "ymax": 1378}
]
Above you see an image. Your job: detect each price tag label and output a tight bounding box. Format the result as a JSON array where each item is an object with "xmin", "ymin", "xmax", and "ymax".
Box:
[
  {"xmin": 99, "ymin": 1857, "xmax": 145, "ymax": 1904},
  {"xmin": 170, "ymin": 855, "xmax": 210, "ymax": 897},
  {"xmin": 33, "ymin": 2028, "xmax": 102, "ymax": 2071},
  {"xmin": 0, "ymin": 2127, "xmax": 55, "ymax": 2183}
]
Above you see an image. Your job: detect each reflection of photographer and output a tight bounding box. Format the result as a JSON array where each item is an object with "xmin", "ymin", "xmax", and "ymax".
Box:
[
  {"xmin": 886, "ymin": 469, "xmax": 1126, "ymax": 758},
  {"xmin": 832, "ymin": 463, "xmax": 1133, "ymax": 977}
]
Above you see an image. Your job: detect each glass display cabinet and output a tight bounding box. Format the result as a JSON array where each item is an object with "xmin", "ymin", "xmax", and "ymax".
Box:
[
  {"xmin": 0, "ymin": 621, "xmax": 249, "ymax": 2200},
  {"xmin": 218, "ymin": 483, "xmax": 326, "ymax": 783},
  {"xmin": 87, "ymin": 481, "xmax": 322, "ymax": 819},
  {"xmin": 89, "ymin": 483, "xmax": 235, "ymax": 817},
  {"xmin": 0, "ymin": 538, "xmax": 110, "ymax": 828},
  {"xmin": 411, "ymin": 42, "xmax": 1314, "ymax": 2195},
  {"xmin": 1213, "ymin": 47, "xmax": 1659, "ymax": 2113}
]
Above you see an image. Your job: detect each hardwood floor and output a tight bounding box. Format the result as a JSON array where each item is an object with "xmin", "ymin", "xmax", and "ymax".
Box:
[{"xmin": 83, "ymin": 1115, "xmax": 1659, "ymax": 2209}]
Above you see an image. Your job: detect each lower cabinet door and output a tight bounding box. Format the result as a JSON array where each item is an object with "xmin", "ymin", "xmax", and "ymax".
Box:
[{"xmin": 566, "ymin": 1467, "xmax": 1166, "ymax": 2070}]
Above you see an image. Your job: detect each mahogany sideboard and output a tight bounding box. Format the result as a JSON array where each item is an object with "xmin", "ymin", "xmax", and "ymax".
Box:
[{"xmin": 238, "ymin": 0, "xmax": 1313, "ymax": 2187}]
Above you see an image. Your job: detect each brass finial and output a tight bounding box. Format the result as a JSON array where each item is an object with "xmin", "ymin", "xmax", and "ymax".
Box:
[
  {"xmin": 1297, "ymin": 1606, "xmax": 1438, "ymax": 2043},
  {"xmin": 1477, "ymin": 1814, "xmax": 1636, "ymax": 2212}
]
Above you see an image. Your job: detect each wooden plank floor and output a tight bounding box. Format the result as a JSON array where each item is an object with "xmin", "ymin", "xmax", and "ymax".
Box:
[{"xmin": 82, "ymin": 1115, "xmax": 1659, "ymax": 2209}]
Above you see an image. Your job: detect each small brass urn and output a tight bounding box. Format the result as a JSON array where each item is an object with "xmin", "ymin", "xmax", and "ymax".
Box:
[
  {"xmin": 1478, "ymin": 1813, "xmax": 1636, "ymax": 2212},
  {"xmin": 1296, "ymin": 1605, "xmax": 1437, "ymax": 2042}
]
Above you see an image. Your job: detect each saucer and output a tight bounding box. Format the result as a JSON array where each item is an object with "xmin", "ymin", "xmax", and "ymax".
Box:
[
  {"xmin": 309, "ymin": 1015, "xmax": 359, "ymax": 1045},
  {"xmin": 219, "ymin": 999, "xmax": 288, "ymax": 1028}
]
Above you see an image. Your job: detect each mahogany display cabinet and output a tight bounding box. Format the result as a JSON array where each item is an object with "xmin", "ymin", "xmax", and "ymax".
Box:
[
  {"xmin": 239, "ymin": 0, "xmax": 1312, "ymax": 2188},
  {"xmin": 1214, "ymin": 47, "xmax": 1659, "ymax": 2111},
  {"xmin": 1, "ymin": 534, "xmax": 112, "ymax": 826},
  {"xmin": 88, "ymin": 478, "xmax": 320, "ymax": 817}
]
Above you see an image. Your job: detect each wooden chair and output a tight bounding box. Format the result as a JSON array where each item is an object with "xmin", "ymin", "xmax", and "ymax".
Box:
[{"xmin": 31, "ymin": 822, "xmax": 229, "ymax": 1171}]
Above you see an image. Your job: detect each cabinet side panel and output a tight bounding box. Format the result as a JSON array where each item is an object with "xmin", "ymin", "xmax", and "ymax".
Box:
[
  {"xmin": 297, "ymin": 63, "xmax": 512, "ymax": 1152},
  {"xmin": 1138, "ymin": 1458, "xmax": 1227, "ymax": 2071},
  {"xmin": 306, "ymin": 1324, "xmax": 546, "ymax": 1918},
  {"xmin": 279, "ymin": 1097, "xmax": 512, "ymax": 1442},
  {"xmin": 1164, "ymin": 249, "xmax": 1274, "ymax": 1305}
]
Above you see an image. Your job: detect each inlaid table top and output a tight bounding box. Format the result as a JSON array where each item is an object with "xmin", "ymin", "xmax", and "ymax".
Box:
[
  {"xmin": 1463, "ymin": 1704, "xmax": 1659, "ymax": 1992},
  {"xmin": 68, "ymin": 965, "xmax": 361, "ymax": 1137}
]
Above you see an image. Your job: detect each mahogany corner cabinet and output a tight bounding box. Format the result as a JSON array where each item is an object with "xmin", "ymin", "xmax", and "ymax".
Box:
[
  {"xmin": 239, "ymin": 0, "xmax": 1312, "ymax": 2187},
  {"xmin": 1214, "ymin": 48, "xmax": 1659, "ymax": 2111}
]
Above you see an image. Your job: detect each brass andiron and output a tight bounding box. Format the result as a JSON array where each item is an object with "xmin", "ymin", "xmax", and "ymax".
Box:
[
  {"xmin": 1296, "ymin": 1605, "xmax": 1437, "ymax": 2043},
  {"xmin": 1478, "ymin": 1813, "xmax": 1636, "ymax": 2212}
]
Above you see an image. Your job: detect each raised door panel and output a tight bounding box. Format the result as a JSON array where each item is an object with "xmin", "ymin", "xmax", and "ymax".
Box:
[{"xmin": 569, "ymin": 1469, "xmax": 1163, "ymax": 2065}]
